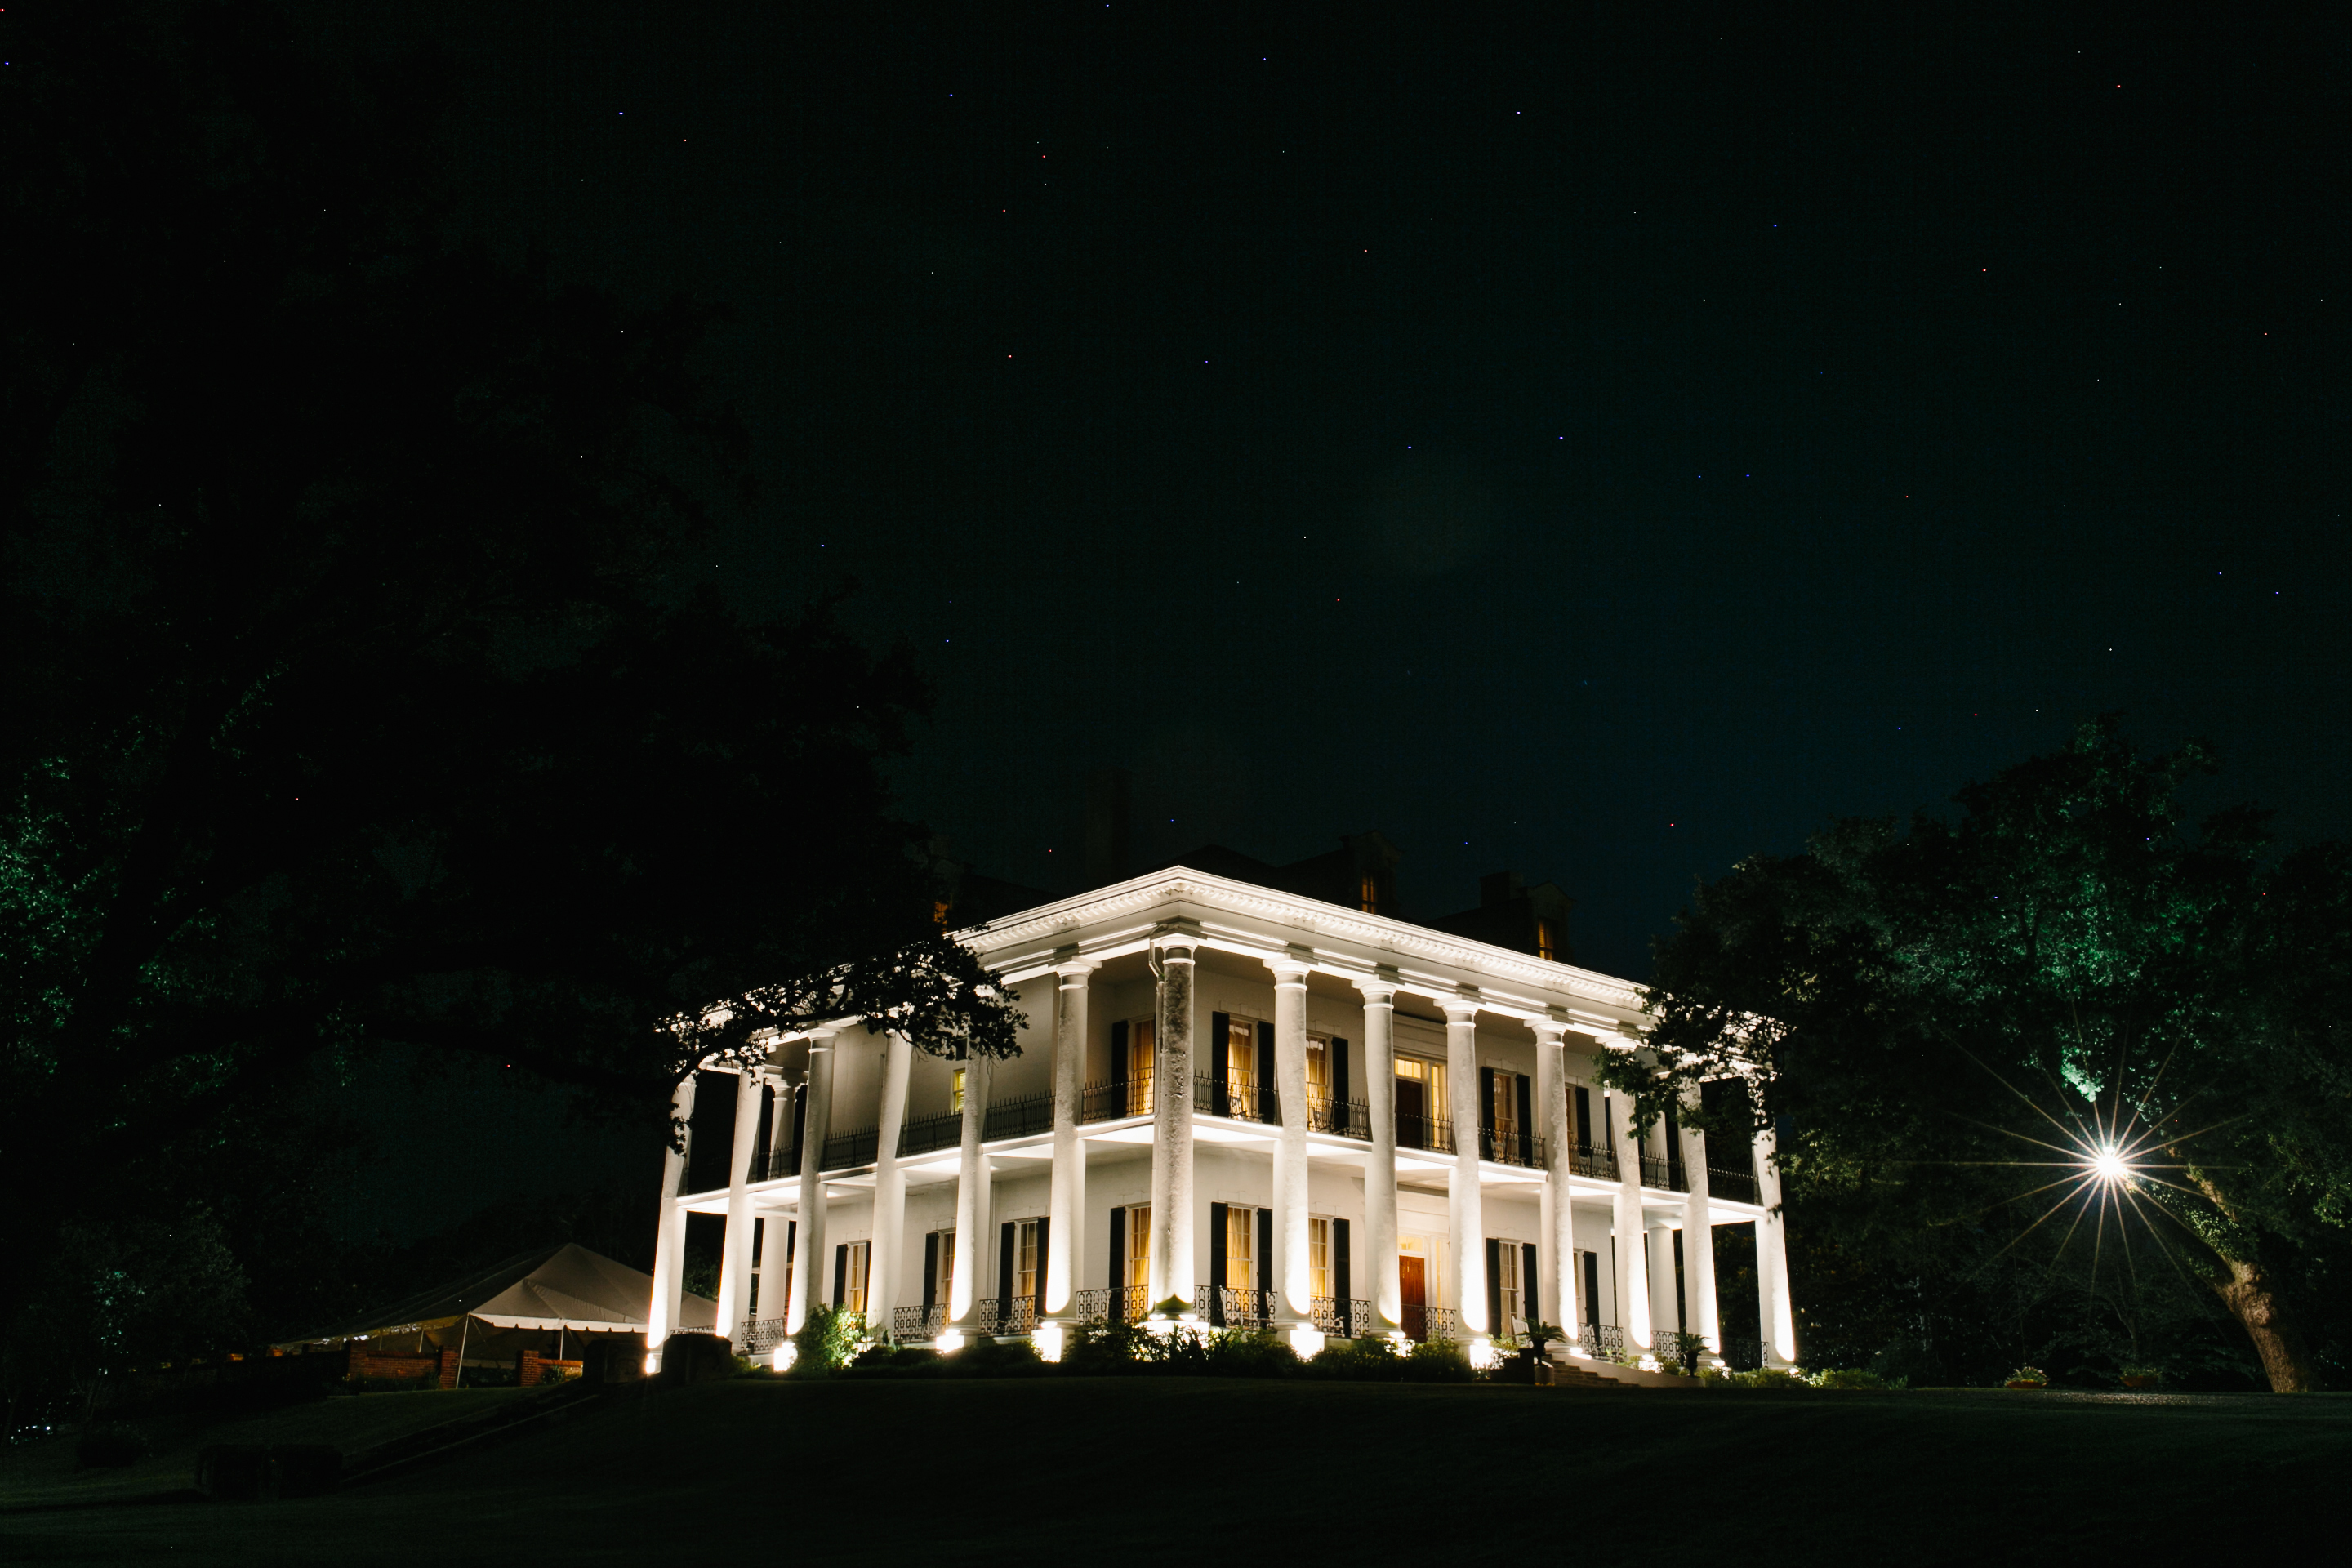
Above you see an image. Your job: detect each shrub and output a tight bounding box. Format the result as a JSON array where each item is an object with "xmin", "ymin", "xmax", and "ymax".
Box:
[
  {"xmin": 1306, "ymin": 1337, "xmax": 1406, "ymax": 1382},
  {"xmin": 950, "ymin": 1336, "xmax": 1045, "ymax": 1378},
  {"xmin": 2007, "ymin": 1365, "xmax": 2048, "ymax": 1387},
  {"xmin": 1725, "ymin": 1367, "xmax": 1808, "ymax": 1389},
  {"xmin": 787, "ymin": 1305, "xmax": 868, "ymax": 1379},
  {"xmin": 75, "ymin": 1423, "xmax": 150, "ymax": 1469},
  {"xmin": 1061, "ymin": 1319, "xmax": 1152, "ymax": 1374},
  {"xmin": 1810, "ymin": 1368, "xmax": 1898, "ymax": 1390},
  {"xmin": 1402, "ymin": 1339, "xmax": 1473, "ymax": 1383},
  {"xmin": 1204, "ymin": 1329, "xmax": 1302, "ymax": 1379}
]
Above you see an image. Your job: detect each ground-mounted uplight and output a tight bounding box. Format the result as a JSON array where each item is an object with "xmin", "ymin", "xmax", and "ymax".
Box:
[
  {"xmin": 1032, "ymin": 1321, "xmax": 1065, "ymax": 1363},
  {"xmin": 936, "ymin": 1329, "xmax": 964, "ymax": 1353},
  {"xmin": 1287, "ymin": 1325, "xmax": 1325, "ymax": 1359},
  {"xmin": 1468, "ymin": 1338, "xmax": 1500, "ymax": 1371},
  {"xmin": 771, "ymin": 1342, "xmax": 797, "ymax": 1372}
]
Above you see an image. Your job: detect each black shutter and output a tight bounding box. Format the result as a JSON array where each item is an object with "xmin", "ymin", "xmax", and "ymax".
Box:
[
  {"xmin": 1582, "ymin": 1252, "xmax": 1600, "ymax": 1326},
  {"xmin": 1108, "ymin": 1207, "xmax": 1126, "ymax": 1317},
  {"xmin": 923, "ymin": 1232, "xmax": 938, "ymax": 1312},
  {"xmin": 791, "ymin": 1081, "xmax": 808, "ymax": 1157},
  {"xmin": 1479, "ymin": 1067, "xmax": 1497, "ymax": 1160},
  {"xmin": 1111, "ymin": 1020, "xmax": 1129, "ymax": 1103},
  {"xmin": 1332, "ymin": 1038, "xmax": 1350, "ymax": 1113},
  {"xmin": 1256, "ymin": 1206, "xmax": 1274, "ymax": 1322},
  {"xmin": 1523, "ymin": 1243, "xmax": 1541, "ymax": 1327},
  {"xmin": 1258, "ymin": 1020, "xmax": 1277, "ymax": 1122},
  {"xmin": 1209, "ymin": 1202, "xmax": 1228, "ymax": 1325},
  {"xmin": 1210, "ymin": 1012, "xmax": 1231, "ymax": 1116},
  {"xmin": 833, "ymin": 1243, "xmax": 848, "ymax": 1307},
  {"xmin": 1575, "ymin": 1086, "xmax": 1591, "ymax": 1148},
  {"xmin": 997, "ymin": 1222, "xmax": 1015, "ymax": 1330},
  {"xmin": 750, "ymin": 1085, "xmax": 773, "ymax": 1179},
  {"xmin": 1334, "ymin": 1219, "xmax": 1352, "ymax": 1323},
  {"xmin": 1516, "ymin": 1074, "xmax": 1535, "ymax": 1166},
  {"xmin": 1601, "ymin": 1094, "xmax": 1615, "ymax": 1151},
  {"xmin": 1034, "ymin": 1216, "xmax": 1050, "ymax": 1313},
  {"xmin": 1484, "ymin": 1237, "xmax": 1501, "ymax": 1337}
]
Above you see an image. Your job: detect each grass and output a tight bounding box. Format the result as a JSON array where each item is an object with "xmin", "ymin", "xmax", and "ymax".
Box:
[{"xmin": 3, "ymin": 1379, "xmax": 2342, "ymax": 1565}]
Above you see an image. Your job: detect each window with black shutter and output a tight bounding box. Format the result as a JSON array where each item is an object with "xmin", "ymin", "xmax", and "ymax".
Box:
[
  {"xmin": 1257, "ymin": 1019, "xmax": 1278, "ymax": 1122},
  {"xmin": 1522, "ymin": 1242, "xmax": 1541, "ymax": 1327},
  {"xmin": 1209, "ymin": 1013, "xmax": 1232, "ymax": 1116},
  {"xmin": 996, "ymin": 1222, "xmax": 1016, "ymax": 1330},
  {"xmin": 1334, "ymin": 1218, "xmax": 1352, "ymax": 1318},
  {"xmin": 1209, "ymin": 1201, "xmax": 1228, "ymax": 1324}
]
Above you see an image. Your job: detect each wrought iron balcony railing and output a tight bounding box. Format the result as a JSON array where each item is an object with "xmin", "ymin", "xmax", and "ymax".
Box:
[
  {"xmin": 822, "ymin": 1125, "xmax": 879, "ymax": 1170},
  {"xmin": 1720, "ymin": 1334, "xmax": 1765, "ymax": 1372},
  {"xmin": 758, "ymin": 1145, "xmax": 800, "ymax": 1183},
  {"xmin": 965, "ymin": 1295, "xmax": 1040, "ymax": 1335},
  {"xmin": 893, "ymin": 1304, "xmax": 949, "ymax": 1340},
  {"xmin": 1311, "ymin": 1297, "xmax": 1379, "ymax": 1338},
  {"xmin": 984, "ymin": 1092, "xmax": 1054, "ymax": 1142},
  {"xmin": 1080, "ymin": 1075, "xmax": 1154, "ymax": 1123},
  {"xmin": 1639, "ymin": 1153, "xmax": 1690, "ymax": 1192},
  {"xmin": 1477, "ymin": 1128, "xmax": 1548, "ymax": 1169},
  {"xmin": 1307, "ymin": 1094, "xmax": 1370, "ymax": 1139},
  {"xmin": 1396, "ymin": 1111, "xmax": 1454, "ymax": 1154},
  {"xmin": 1194, "ymin": 1071, "xmax": 1277, "ymax": 1123},
  {"xmin": 739, "ymin": 1317, "xmax": 788, "ymax": 1355},
  {"xmin": 1569, "ymin": 1142, "xmax": 1618, "ymax": 1181},
  {"xmin": 1705, "ymin": 1165, "xmax": 1759, "ymax": 1204},
  {"xmin": 1401, "ymin": 1304, "xmax": 1460, "ymax": 1343},
  {"xmin": 898, "ymin": 1111, "xmax": 962, "ymax": 1158}
]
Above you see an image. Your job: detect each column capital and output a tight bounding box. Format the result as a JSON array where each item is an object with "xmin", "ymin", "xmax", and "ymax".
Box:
[
  {"xmin": 1054, "ymin": 956, "xmax": 1099, "ymax": 981},
  {"xmin": 1531, "ymin": 1016, "xmax": 1569, "ymax": 1045},
  {"xmin": 1354, "ymin": 976, "xmax": 1397, "ymax": 1004},
  {"xmin": 1269, "ymin": 956, "xmax": 1312, "ymax": 986},
  {"xmin": 1442, "ymin": 988, "xmax": 1481, "ymax": 1024}
]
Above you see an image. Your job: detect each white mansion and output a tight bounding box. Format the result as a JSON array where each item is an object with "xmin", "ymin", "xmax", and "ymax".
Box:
[{"xmin": 644, "ymin": 849, "xmax": 1798, "ymax": 1374}]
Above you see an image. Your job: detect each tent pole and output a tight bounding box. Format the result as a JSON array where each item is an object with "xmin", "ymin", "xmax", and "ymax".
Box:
[{"xmin": 453, "ymin": 1315, "xmax": 470, "ymax": 1390}]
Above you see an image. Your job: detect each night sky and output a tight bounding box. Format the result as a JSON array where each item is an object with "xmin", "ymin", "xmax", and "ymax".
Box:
[{"xmin": 294, "ymin": 4, "xmax": 2346, "ymax": 1227}]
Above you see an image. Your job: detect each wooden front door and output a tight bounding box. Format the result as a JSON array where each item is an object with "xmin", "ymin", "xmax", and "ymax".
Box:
[
  {"xmin": 1396, "ymin": 1078, "xmax": 1428, "ymax": 1150},
  {"xmin": 1399, "ymin": 1254, "xmax": 1428, "ymax": 1341}
]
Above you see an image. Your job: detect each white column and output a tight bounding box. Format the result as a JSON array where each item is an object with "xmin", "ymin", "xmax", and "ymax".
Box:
[
  {"xmin": 1679, "ymin": 1087, "xmax": 1720, "ymax": 1356},
  {"xmin": 1755, "ymin": 1120, "xmax": 1798, "ymax": 1366},
  {"xmin": 870, "ymin": 1031, "xmax": 913, "ymax": 1338},
  {"xmin": 646, "ymin": 1070, "xmax": 698, "ymax": 1364},
  {"xmin": 1045, "ymin": 959, "xmax": 1095, "ymax": 1330},
  {"xmin": 786, "ymin": 1031, "xmax": 836, "ymax": 1333},
  {"xmin": 753, "ymin": 1075, "xmax": 800, "ymax": 1325},
  {"xmin": 947, "ymin": 1050, "xmax": 993, "ymax": 1341},
  {"xmin": 1359, "ymin": 976, "xmax": 1401, "ymax": 1334},
  {"xmin": 1444, "ymin": 996, "xmax": 1487, "ymax": 1343},
  {"xmin": 1606, "ymin": 1084, "xmax": 1652, "ymax": 1355},
  {"xmin": 1534, "ymin": 1020, "xmax": 1578, "ymax": 1354},
  {"xmin": 1270, "ymin": 956, "xmax": 1313, "ymax": 1329},
  {"xmin": 1648, "ymin": 1218, "xmax": 1681, "ymax": 1353},
  {"xmin": 715, "ymin": 1068, "xmax": 765, "ymax": 1348},
  {"xmin": 1147, "ymin": 929, "xmax": 1198, "ymax": 1312}
]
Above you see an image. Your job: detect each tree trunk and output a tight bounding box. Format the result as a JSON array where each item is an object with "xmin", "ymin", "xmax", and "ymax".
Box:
[{"xmin": 2210, "ymin": 1257, "xmax": 2312, "ymax": 1393}]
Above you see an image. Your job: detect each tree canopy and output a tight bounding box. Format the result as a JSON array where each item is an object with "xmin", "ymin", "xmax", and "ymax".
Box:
[
  {"xmin": 2, "ymin": 2, "xmax": 1018, "ymax": 1414},
  {"xmin": 1610, "ymin": 717, "xmax": 2352, "ymax": 1390}
]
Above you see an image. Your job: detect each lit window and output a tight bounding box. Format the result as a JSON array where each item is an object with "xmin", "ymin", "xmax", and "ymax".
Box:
[
  {"xmin": 1305, "ymin": 1036, "xmax": 1330, "ymax": 1099},
  {"xmin": 1309, "ymin": 1217, "xmax": 1332, "ymax": 1300},
  {"xmin": 1127, "ymin": 1020, "xmax": 1156, "ymax": 1116},
  {"xmin": 1535, "ymin": 918, "xmax": 1558, "ymax": 961},
  {"xmin": 1227, "ymin": 1017, "xmax": 1258, "ymax": 1116},
  {"xmin": 1494, "ymin": 1240, "xmax": 1522, "ymax": 1330},
  {"xmin": 950, "ymin": 1069, "xmax": 965, "ymax": 1115},
  {"xmin": 933, "ymin": 1229, "xmax": 956, "ymax": 1304},
  {"xmin": 1126, "ymin": 1205, "xmax": 1152, "ymax": 1291},
  {"xmin": 1491, "ymin": 1070, "xmax": 1522, "ymax": 1141},
  {"xmin": 1226, "ymin": 1205, "xmax": 1255, "ymax": 1290},
  {"xmin": 1014, "ymin": 1219, "xmax": 1040, "ymax": 1301},
  {"xmin": 1359, "ymin": 872, "xmax": 1379, "ymax": 913},
  {"xmin": 845, "ymin": 1240, "xmax": 871, "ymax": 1316}
]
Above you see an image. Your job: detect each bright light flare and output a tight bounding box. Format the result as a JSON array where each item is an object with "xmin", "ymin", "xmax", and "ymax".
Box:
[{"xmin": 2089, "ymin": 1147, "xmax": 2132, "ymax": 1183}]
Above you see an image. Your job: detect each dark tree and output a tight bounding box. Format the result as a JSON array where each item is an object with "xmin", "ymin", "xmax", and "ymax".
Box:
[
  {"xmin": 0, "ymin": 2, "xmax": 1017, "ymax": 1406},
  {"xmin": 1607, "ymin": 717, "xmax": 2352, "ymax": 1390}
]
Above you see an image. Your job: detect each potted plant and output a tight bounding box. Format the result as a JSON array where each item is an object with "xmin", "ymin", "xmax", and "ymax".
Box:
[
  {"xmin": 2004, "ymin": 1365, "xmax": 2048, "ymax": 1390},
  {"xmin": 2119, "ymin": 1365, "xmax": 2162, "ymax": 1389}
]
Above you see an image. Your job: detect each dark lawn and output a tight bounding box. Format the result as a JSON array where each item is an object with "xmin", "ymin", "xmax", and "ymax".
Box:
[{"xmin": 3, "ymin": 1379, "xmax": 2341, "ymax": 1565}]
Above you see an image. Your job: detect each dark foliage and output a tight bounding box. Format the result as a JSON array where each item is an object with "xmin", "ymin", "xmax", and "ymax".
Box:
[
  {"xmin": 1, "ymin": 3, "xmax": 1018, "ymax": 1423},
  {"xmin": 1610, "ymin": 717, "xmax": 2352, "ymax": 1389}
]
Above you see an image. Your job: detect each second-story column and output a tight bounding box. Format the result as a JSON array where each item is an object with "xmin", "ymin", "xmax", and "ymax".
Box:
[
  {"xmin": 786, "ymin": 1031, "xmax": 837, "ymax": 1334},
  {"xmin": 1534, "ymin": 1018, "xmax": 1579, "ymax": 1356},
  {"xmin": 1606, "ymin": 1080, "xmax": 1653, "ymax": 1357},
  {"xmin": 1271, "ymin": 952, "xmax": 1313, "ymax": 1338},
  {"xmin": 945, "ymin": 1049, "xmax": 993, "ymax": 1346},
  {"xmin": 1147, "ymin": 926, "xmax": 1198, "ymax": 1312},
  {"xmin": 1045, "ymin": 956, "xmax": 1096, "ymax": 1340},
  {"xmin": 715, "ymin": 1067, "xmax": 766, "ymax": 1349},
  {"xmin": 1445, "ymin": 993, "xmax": 1488, "ymax": 1346},
  {"xmin": 1358, "ymin": 973, "xmax": 1401, "ymax": 1336},
  {"xmin": 870, "ymin": 1031, "xmax": 913, "ymax": 1338},
  {"xmin": 1755, "ymin": 1119, "xmax": 1798, "ymax": 1367},
  {"xmin": 1678, "ymin": 1085, "xmax": 1720, "ymax": 1356},
  {"xmin": 645, "ymin": 1069, "xmax": 698, "ymax": 1368}
]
